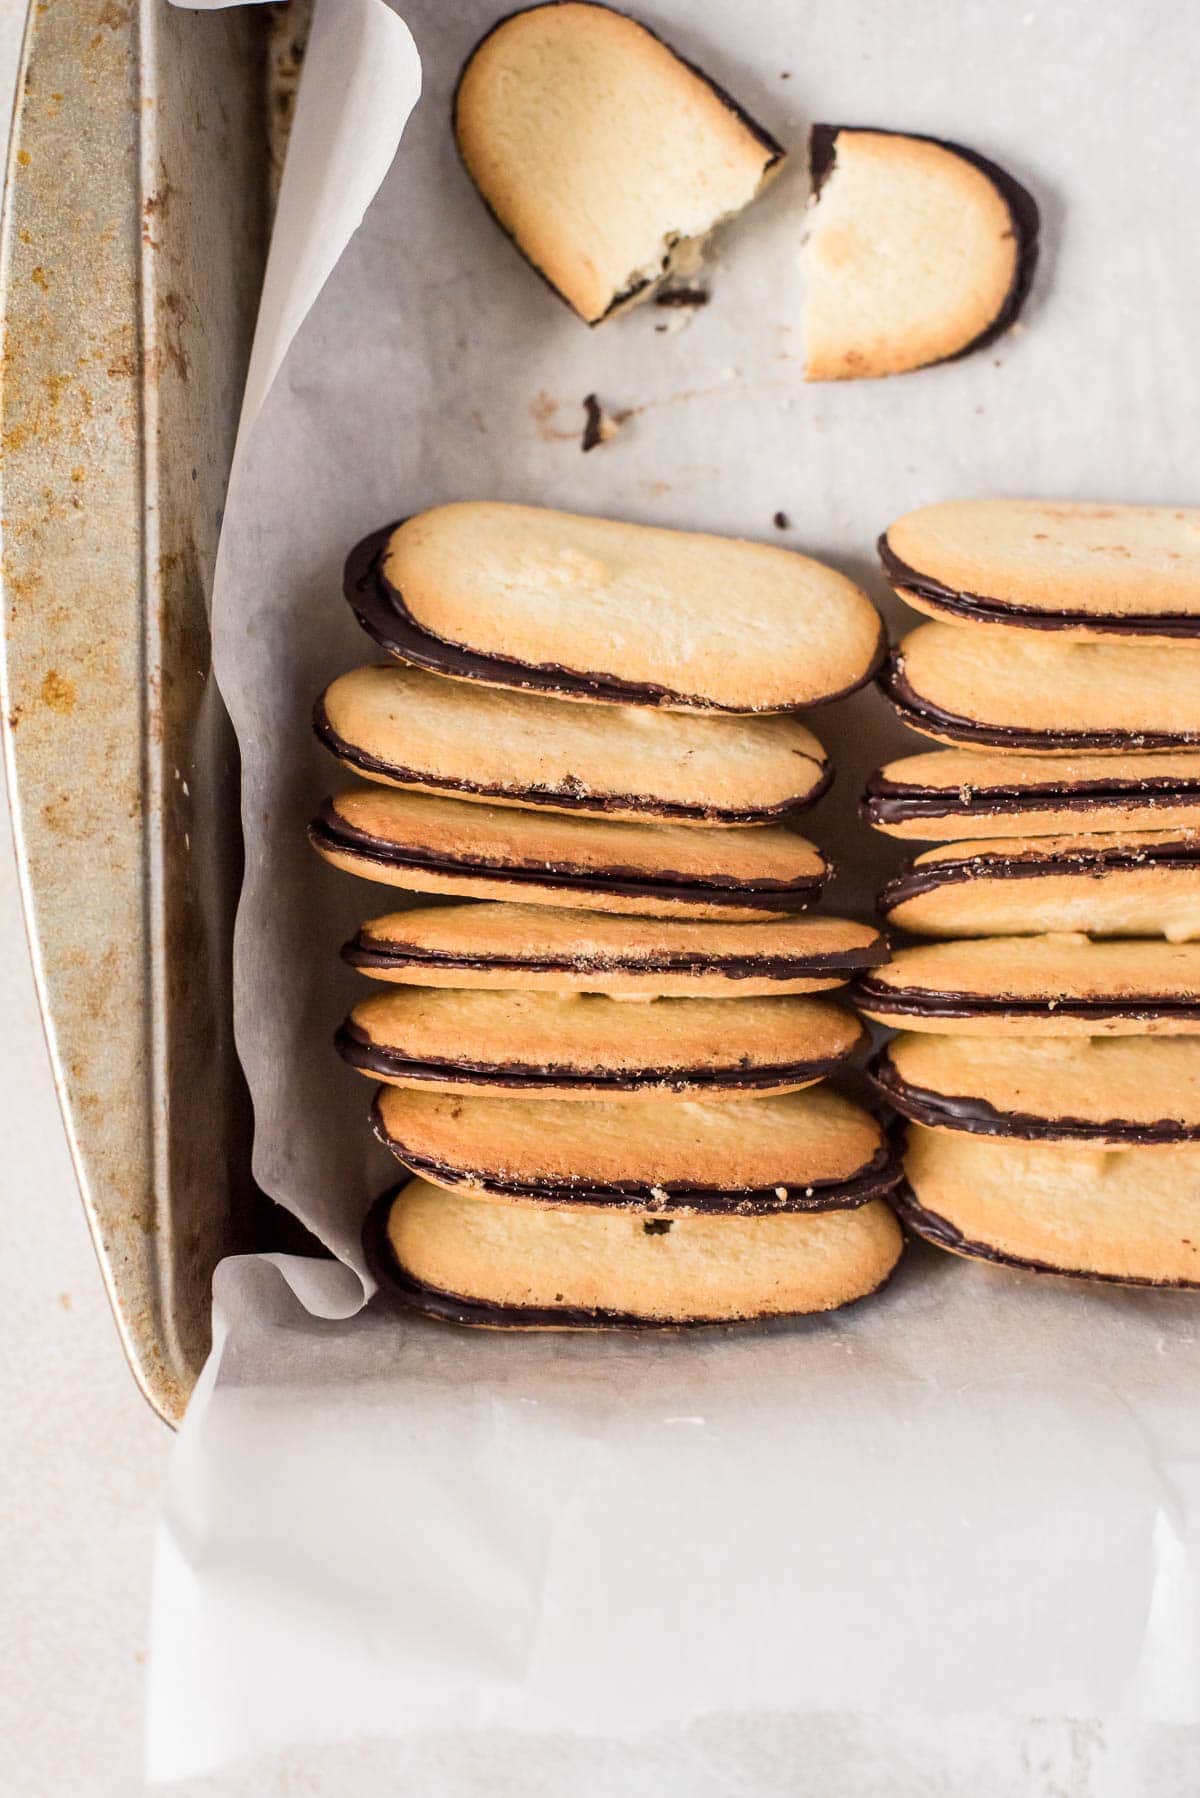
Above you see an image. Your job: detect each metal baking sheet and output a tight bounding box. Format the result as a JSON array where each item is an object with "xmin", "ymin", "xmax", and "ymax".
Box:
[{"xmin": 0, "ymin": 0, "xmax": 271, "ymax": 1422}]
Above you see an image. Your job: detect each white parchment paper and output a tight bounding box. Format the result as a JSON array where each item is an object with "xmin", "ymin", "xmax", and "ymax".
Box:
[{"xmin": 147, "ymin": 0, "xmax": 1200, "ymax": 1782}]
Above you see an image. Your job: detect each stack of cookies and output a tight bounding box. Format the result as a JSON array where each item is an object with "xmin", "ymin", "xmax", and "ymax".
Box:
[
  {"xmin": 311, "ymin": 500, "xmax": 904, "ymax": 1328},
  {"xmin": 860, "ymin": 498, "xmax": 1200, "ymax": 1288}
]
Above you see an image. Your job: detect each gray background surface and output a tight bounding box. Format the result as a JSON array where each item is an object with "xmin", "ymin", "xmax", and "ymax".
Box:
[{"xmin": 4, "ymin": 1, "xmax": 1200, "ymax": 1790}]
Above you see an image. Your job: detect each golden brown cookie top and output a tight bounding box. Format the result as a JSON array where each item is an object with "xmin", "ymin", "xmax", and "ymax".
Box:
[
  {"xmin": 318, "ymin": 663, "xmax": 829, "ymax": 826},
  {"xmin": 454, "ymin": 3, "xmax": 782, "ymax": 324}
]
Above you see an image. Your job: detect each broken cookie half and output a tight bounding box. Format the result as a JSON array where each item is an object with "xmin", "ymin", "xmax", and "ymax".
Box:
[
  {"xmin": 803, "ymin": 125, "xmax": 1038, "ymax": 380},
  {"xmin": 454, "ymin": 2, "xmax": 783, "ymax": 324}
]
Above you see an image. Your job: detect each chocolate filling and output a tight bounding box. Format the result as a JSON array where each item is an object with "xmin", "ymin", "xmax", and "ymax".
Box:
[
  {"xmin": 309, "ymin": 804, "xmax": 826, "ymax": 912},
  {"xmin": 313, "ymin": 697, "xmax": 832, "ymax": 826},
  {"xmin": 452, "ymin": 5, "xmax": 784, "ymax": 328},
  {"xmin": 893, "ymin": 1180, "xmax": 1200, "ymax": 1290},
  {"xmin": 346, "ymin": 524, "xmax": 885, "ymax": 714},
  {"xmin": 879, "ymin": 533, "xmax": 1200, "ymax": 638},
  {"xmin": 869, "ymin": 1050, "xmax": 1200, "ymax": 1145},
  {"xmin": 809, "ymin": 125, "xmax": 1039, "ymax": 368},
  {"xmin": 879, "ymin": 839, "xmax": 1200, "ymax": 914},
  {"xmin": 344, "ymin": 931, "xmax": 886, "ymax": 982},
  {"xmin": 853, "ymin": 974, "xmax": 1200, "ymax": 1023},
  {"xmin": 878, "ymin": 652, "xmax": 1200, "ymax": 752},
  {"xmin": 339, "ymin": 1017, "xmax": 862, "ymax": 1093},
  {"xmin": 863, "ymin": 769, "xmax": 1200, "ymax": 829}
]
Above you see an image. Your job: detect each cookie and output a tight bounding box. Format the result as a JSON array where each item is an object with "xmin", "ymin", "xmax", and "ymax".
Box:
[
  {"xmin": 896, "ymin": 1124, "xmax": 1200, "ymax": 1288},
  {"xmin": 881, "ymin": 499, "xmax": 1200, "ymax": 640},
  {"xmin": 854, "ymin": 936, "xmax": 1200, "ymax": 1036},
  {"xmin": 879, "ymin": 830, "xmax": 1200, "ymax": 941},
  {"xmin": 372, "ymin": 1084, "xmax": 897, "ymax": 1213},
  {"xmin": 345, "ymin": 904, "xmax": 887, "ymax": 997},
  {"xmin": 316, "ymin": 664, "xmax": 830, "ymax": 827},
  {"xmin": 364, "ymin": 1179, "xmax": 904, "ymax": 1327},
  {"xmin": 863, "ymin": 749, "xmax": 1200, "ymax": 841},
  {"xmin": 346, "ymin": 505, "xmax": 884, "ymax": 714},
  {"xmin": 871, "ymin": 1034, "xmax": 1200, "ymax": 1145},
  {"xmin": 339, "ymin": 987, "xmax": 866, "ymax": 1100},
  {"xmin": 309, "ymin": 786, "xmax": 830, "ymax": 921},
  {"xmin": 803, "ymin": 127, "xmax": 1037, "ymax": 381},
  {"xmin": 453, "ymin": 3, "xmax": 783, "ymax": 324},
  {"xmin": 881, "ymin": 623, "xmax": 1200, "ymax": 753}
]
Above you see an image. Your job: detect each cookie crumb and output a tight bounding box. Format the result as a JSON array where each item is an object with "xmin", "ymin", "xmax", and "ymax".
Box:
[
  {"xmin": 654, "ymin": 284, "xmax": 709, "ymax": 309},
  {"xmin": 581, "ymin": 393, "xmax": 628, "ymax": 452},
  {"xmin": 773, "ymin": 511, "xmax": 789, "ymax": 531}
]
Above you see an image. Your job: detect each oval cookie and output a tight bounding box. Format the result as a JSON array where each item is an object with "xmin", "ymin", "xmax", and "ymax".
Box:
[
  {"xmin": 372, "ymin": 1084, "xmax": 897, "ymax": 1212},
  {"xmin": 897, "ymin": 1124, "xmax": 1200, "ymax": 1287},
  {"xmin": 854, "ymin": 936, "xmax": 1200, "ymax": 1036},
  {"xmin": 863, "ymin": 749, "xmax": 1200, "ymax": 841},
  {"xmin": 347, "ymin": 504, "xmax": 884, "ymax": 713},
  {"xmin": 881, "ymin": 499, "xmax": 1200, "ymax": 640},
  {"xmin": 880, "ymin": 623, "xmax": 1200, "ymax": 753},
  {"xmin": 339, "ymin": 987, "xmax": 866, "ymax": 1100},
  {"xmin": 879, "ymin": 831, "xmax": 1200, "ymax": 941},
  {"xmin": 317, "ymin": 663, "xmax": 830, "ymax": 826},
  {"xmin": 364, "ymin": 1180, "xmax": 904, "ymax": 1326},
  {"xmin": 871, "ymin": 1033, "xmax": 1200, "ymax": 1146},
  {"xmin": 309, "ymin": 786, "xmax": 831, "ymax": 921},
  {"xmin": 345, "ymin": 903, "xmax": 887, "ymax": 997}
]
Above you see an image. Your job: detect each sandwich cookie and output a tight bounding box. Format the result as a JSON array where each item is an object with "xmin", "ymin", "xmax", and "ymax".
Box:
[
  {"xmin": 871, "ymin": 1034, "xmax": 1200, "ymax": 1146},
  {"xmin": 881, "ymin": 499, "xmax": 1200, "ymax": 640},
  {"xmin": 880, "ymin": 623, "xmax": 1200, "ymax": 753},
  {"xmin": 309, "ymin": 787, "xmax": 830, "ymax": 921},
  {"xmin": 345, "ymin": 903, "xmax": 888, "ymax": 998},
  {"xmin": 896, "ymin": 1124, "xmax": 1200, "ymax": 1288},
  {"xmin": 316, "ymin": 663, "xmax": 831, "ymax": 827},
  {"xmin": 453, "ymin": 2, "xmax": 782, "ymax": 324},
  {"xmin": 863, "ymin": 749, "xmax": 1200, "ymax": 841},
  {"xmin": 803, "ymin": 127, "xmax": 1037, "ymax": 381},
  {"xmin": 372, "ymin": 1084, "xmax": 898, "ymax": 1213},
  {"xmin": 339, "ymin": 987, "xmax": 866, "ymax": 1100},
  {"xmin": 854, "ymin": 936, "xmax": 1200, "ymax": 1037},
  {"xmin": 879, "ymin": 830, "xmax": 1200, "ymax": 941},
  {"xmin": 364, "ymin": 1180, "xmax": 904, "ymax": 1328},
  {"xmin": 346, "ymin": 504, "xmax": 884, "ymax": 713}
]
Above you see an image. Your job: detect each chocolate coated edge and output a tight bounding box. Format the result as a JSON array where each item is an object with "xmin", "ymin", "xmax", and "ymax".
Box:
[
  {"xmin": 362, "ymin": 1186, "xmax": 903, "ymax": 1328},
  {"xmin": 879, "ymin": 534, "xmax": 1200, "ymax": 638},
  {"xmin": 808, "ymin": 125, "xmax": 1039, "ymax": 368},
  {"xmin": 868, "ymin": 1049, "xmax": 1200, "ymax": 1145},
  {"xmin": 893, "ymin": 1179, "xmax": 1200, "ymax": 1290},
  {"xmin": 863, "ymin": 770, "xmax": 1200, "ymax": 828},
  {"xmin": 308, "ymin": 806, "xmax": 826, "ymax": 911},
  {"xmin": 339, "ymin": 1017, "xmax": 866, "ymax": 1093},
  {"xmin": 852, "ymin": 974, "xmax": 1200, "ymax": 1022},
  {"xmin": 343, "ymin": 930, "xmax": 888, "ymax": 981},
  {"xmin": 347, "ymin": 524, "xmax": 886, "ymax": 714},
  {"xmin": 878, "ymin": 652, "xmax": 1200, "ymax": 752},
  {"xmin": 312, "ymin": 696, "xmax": 832, "ymax": 825},
  {"xmin": 451, "ymin": 3, "xmax": 784, "ymax": 328},
  {"xmin": 879, "ymin": 838, "xmax": 1200, "ymax": 915}
]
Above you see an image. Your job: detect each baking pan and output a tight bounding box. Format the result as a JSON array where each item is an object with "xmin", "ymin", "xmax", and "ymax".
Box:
[{"xmin": 0, "ymin": 0, "xmax": 275, "ymax": 1422}]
